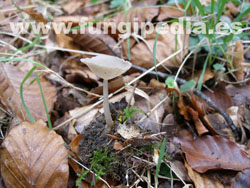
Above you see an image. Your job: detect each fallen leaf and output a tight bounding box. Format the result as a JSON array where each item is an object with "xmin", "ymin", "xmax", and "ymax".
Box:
[
  {"xmin": 89, "ymin": 77, "xmax": 124, "ymax": 97},
  {"xmin": 0, "ymin": 120, "xmax": 69, "ymax": 188},
  {"xmin": 124, "ymin": 24, "xmax": 189, "ymax": 70},
  {"xmin": 69, "ymin": 27, "xmax": 121, "ymax": 56},
  {"xmin": 191, "ymin": 69, "xmax": 215, "ymax": 84},
  {"xmin": 226, "ymin": 85, "xmax": 250, "ymax": 106},
  {"xmin": 226, "ymin": 2, "xmax": 240, "ymax": 18},
  {"xmin": 231, "ymin": 169, "xmax": 250, "ymax": 188},
  {"xmin": 148, "ymin": 78, "xmax": 166, "ymax": 89},
  {"xmin": 192, "ymin": 95, "xmax": 205, "ymax": 117},
  {"xmin": 187, "ymin": 106, "xmax": 209, "ymax": 136},
  {"xmin": 203, "ymin": 113, "xmax": 234, "ymax": 141},
  {"xmin": 0, "ymin": 64, "xmax": 57, "ymax": 122},
  {"xmin": 62, "ymin": 0, "xmax": 85, "ymax": 14},
  {"xmin": 228, "ymin": 41, "xmax": 245, "ymax": 81},
  {"xmin": 69, "ymin": 105, "xmax": 99, "ymax": 134},
  {"xmin": 132, "ymin": 90, "xmax": 167, "ymax": 132},
  {"xmin": 55, "ymin": 33, "xmax": 83, "ymax": 57},
  {"xmin": 157, "ymin": 5, "xmax": 184, "ymax": 21},
  {"xmin": 202, "ymin": 86, "xmax": 233, "ymax": 111},
  {"xmin": 176, "ymin": 135, "xmax": 250, "ymax": 173},
  {"xmin": 106, "ymin": 0, "xmax": 159, "ymax": 36},
  {"xmin": 185, "ymin": 161, "xmax": 228, "ymax": 188},
  {"xmin": 167, "ymin": 88, "xmax": 189, "ymax": 120},
  {"xmin": 178, "ymin": 94, "xmax": 190, "ymax": 121}
]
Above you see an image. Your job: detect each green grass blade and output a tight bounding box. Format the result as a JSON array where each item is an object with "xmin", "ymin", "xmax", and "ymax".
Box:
[
  {"xmin": 193, "ymin": 0, "xmax": 205, "ymax": 16},
  {"xmin": 156, "ymin": 138, "xmax": 166, "ymax": 179},
  {"xmin": 35, "ymin": 73, "xmax": 52, "ymax": 130},
  {"xmin": 216, "ymin": 0, "xmax": 227, "ymax": 24},
  {"xmin": 197, "ymin": 55, "xmax": 209, "ymax": 91},
  {"xmin": 0, "ymin": 58, "xmax": 52, "ymax": 128},
  {"xmin": 18, "ymin": 34, "xmax": 41, "ymax": 52},
  {"xmin": 234, "ymin": 7, "xmax": 250, "ymax": 22},
  {"xmin": 20, "ymin": 66, "xmax": 36, "ymax": 123}
]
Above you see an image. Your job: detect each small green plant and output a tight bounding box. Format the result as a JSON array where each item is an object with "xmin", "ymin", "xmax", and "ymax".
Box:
[
  {"xmin": 122, "ymin": 105, "xmax": 144, "ymax": 122},
  {"xmin": 90, "ymin": 148, "xmax": 114, "ymax": 180},
  {"xmin": 75, "ymin": 169, "xmax": 88, "ymax": 186},
  {"xmin": 75, "ymin": 148, "xmax": 114, "ymax": 187}
]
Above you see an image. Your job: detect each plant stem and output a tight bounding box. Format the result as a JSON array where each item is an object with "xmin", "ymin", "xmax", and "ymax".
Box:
[{"xmin": 103, "ymin": 79, "xmax": 113, "ymax": 132}]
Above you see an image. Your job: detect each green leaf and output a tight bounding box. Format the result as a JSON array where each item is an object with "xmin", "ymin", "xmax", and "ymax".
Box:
[
  {"xmin": 110, "ymin": 0, "xmax": 125, "ymax": 9},
  {"xmin": 234, "ymin": 5, "xmax": 250, "ymax": 22},
  {"xmin": 167, "ymin": 0, "xmax": 184, "ymax": 5},
  {"xmin": 213, "ymin": 63, "xmax": 225, "ymax": 71},
  {"xmin": 216, "ymin": 0, "xmax": 227, "ymax": 24},
  {"xmin": 165, "ymin": 77, "xmax": 175, "ymax": 88},
  {"xmin": 180, "ymin": 80, "xmax": 196, "ymax": 92},
  {"xmin": 189, "ymin": 36, "xmax": 202, "ymax": 53}
]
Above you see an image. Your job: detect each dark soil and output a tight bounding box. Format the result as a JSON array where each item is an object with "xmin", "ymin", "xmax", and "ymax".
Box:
[{"xmin": 78, "ymin": 114, "xmax": 138, "ymax": 185}]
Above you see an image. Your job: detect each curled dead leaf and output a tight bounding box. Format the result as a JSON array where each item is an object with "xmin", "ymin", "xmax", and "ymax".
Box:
[
  {"xmin": 176, "ymin": 135, "xmax": 250, "ymax": 173},
  {"xmin": 0, "ymin": 64, "xmax": 57, "ymax": 122},
  {"xmin": 187, "ymin": 106, "xmax": 209, "ymax": 136},
  {"xmin": 0, "ymin": 120, "xmax": 69, "ymax": 188}
]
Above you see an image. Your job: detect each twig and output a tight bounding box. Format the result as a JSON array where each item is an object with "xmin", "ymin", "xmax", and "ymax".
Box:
[{"xmin": 131, "ymin": 64, "xmax": 240, "ymax": 139}]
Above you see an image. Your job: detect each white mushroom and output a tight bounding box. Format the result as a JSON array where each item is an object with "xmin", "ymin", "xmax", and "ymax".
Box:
[{"xmin": 81, "ymin": 54, "xmax": 132, "ymax": 132}]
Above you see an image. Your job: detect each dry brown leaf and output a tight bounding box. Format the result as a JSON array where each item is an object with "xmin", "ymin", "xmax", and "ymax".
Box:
[
  {"xmin": 132, "ymin": 90, "xmax": 167, "ymax": 132},
  {"xmin": 191, "ymin": 69, "xmax": 214, "ymax": 84},
  {"xmin": 0, "ymin": 120, "xmax": 69, "ymax": 188},
  {"xmin": 62, "ymin": 0, "xmax": 85, "ymax": 14},
  {"xmin": 187, "ymin": 106, "xmax": 209, "ymax": 136},
  {"xmin": 157, "ymin": 5, "xmax": 184, "ymax": 21},
  {"xmin": 55, "ymin": 33, "xmax": 83, "ymax": 57},
  {"xmin": 178, "ymin": 94, "xmax": 190, "ymax": 121},
  {"xmin": 89, "ymin": 77, "xmax": 124, "ymax": 97},
  {"xmin": 148, "ymin": 78, "xmax": 165, "ymax": 89},
  {"xmin": 228, "ymin": 41, "xmax": 245, "ymax": 81},
  {"xmin": 106, "ymin": 0, "xmax": 159, "ymax": 35},
  {"xmin": 24, "ymin": 8, "xmax": 47, "ymax": 24},
  {"xmin": 123, "ymin": 24, "xmax": 189, "ymax": 70},
  {"xmin": 68, "ymin": 134, "xmax": 82, "ymax": 174},
  {"xmin": 231, "ymin": 169, "xmax": 250, "ymax": 188},
  {"xmin": 69, "ymin": 27, "xmax": 121, "ymax": 56},
  {"xmin": 226, "ymin": 2, "xmax": 240, "ymax": 18},
  {"xmin": 176, "ymin": 135, "xmax": 250, "ymax": 173},
  {"xmin": 167, "ymin": 88, "xmax": 189, "ymax": 120},
  {"xmin": 226, "ymin": 85, "xmax": 250, "ymax": 106},
  {"xmin": 0, "ymin": 64, "xmax": 57, "ymax": 121},
  {"xmin": 202, "ymin": 86, "xmax": 233, "ymax": 111},
  {"xmin": 203, "ymin": 113, "xmax": 234, "ymax": 141},
  {"xmin": 185, "ymin": 161, "xmax": 228, "ymax": 188}
]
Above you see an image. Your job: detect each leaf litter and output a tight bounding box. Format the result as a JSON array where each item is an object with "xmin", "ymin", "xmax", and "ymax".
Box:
[{"xmin": 0, "ymin": 0, "xmax": 250, "ymax": 187}]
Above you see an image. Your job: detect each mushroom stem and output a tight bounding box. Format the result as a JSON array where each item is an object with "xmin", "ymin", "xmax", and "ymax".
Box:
[{"xmin": 103, "ymin": 79, "xmax": 113, "ymax": 132}]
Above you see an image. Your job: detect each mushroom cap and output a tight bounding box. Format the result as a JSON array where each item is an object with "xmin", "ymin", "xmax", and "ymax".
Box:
[{"xmin": 80, "ymin": 55, "xmax": 132, "ymax": 80}]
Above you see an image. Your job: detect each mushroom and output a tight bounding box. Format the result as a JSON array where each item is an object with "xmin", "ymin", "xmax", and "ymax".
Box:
[{"xmin": 81, "ymin": 54, "xmax": 132, "ymax": 132}]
